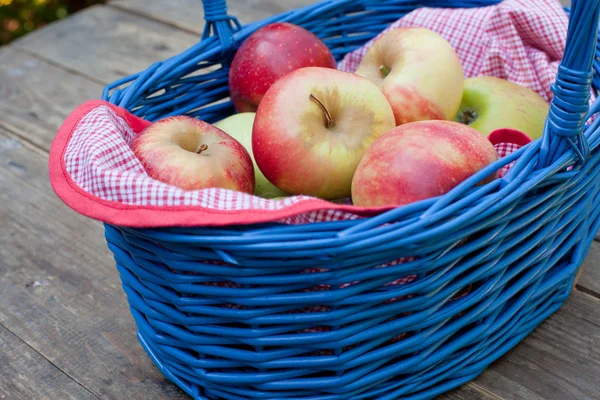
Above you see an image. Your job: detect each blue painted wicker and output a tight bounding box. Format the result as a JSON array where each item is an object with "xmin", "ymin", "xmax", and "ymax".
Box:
[{"xmin": 101, "ymin": 0, "xmax": 600, "ymax": 399}]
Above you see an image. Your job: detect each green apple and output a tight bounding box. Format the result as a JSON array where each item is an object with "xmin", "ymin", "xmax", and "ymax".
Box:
[
  {"xmin": 214, "ymin": 113, "xmax": 287, "ymax": 198},
  {"xmin": 455, "ymin": 76, "xmax": 549, "ymax": 140}
]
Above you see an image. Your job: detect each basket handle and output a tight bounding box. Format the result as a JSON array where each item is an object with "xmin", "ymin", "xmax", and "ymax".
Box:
[
  {"xmin": 538, "ymin": 0, "xmax": 600, "ymax": 169},
  {"xmin": 201, "ymin": 0, "xmax": 241, "ymax": 55}
]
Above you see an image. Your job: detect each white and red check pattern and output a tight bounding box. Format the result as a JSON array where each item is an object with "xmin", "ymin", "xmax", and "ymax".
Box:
[
  {"xmin": 339, "ymin": 0, "xmax": 568, "ymax": 102},
  {"xmin": 495, "ymin": 142, "xmax": 522, "ymax": 177},
  {"xmin": 62, "ymin": 0, "xmax": 560, "ymax": 225}
]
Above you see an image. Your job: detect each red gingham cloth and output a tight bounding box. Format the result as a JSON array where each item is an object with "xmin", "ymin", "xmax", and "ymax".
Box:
[
  {"xmin": 51, "ymin": 0, "xmax": 566, "ymax": 228},
  {"xmin": 339, "ymin": 0, "xmax": 568, "ymax": 102}
]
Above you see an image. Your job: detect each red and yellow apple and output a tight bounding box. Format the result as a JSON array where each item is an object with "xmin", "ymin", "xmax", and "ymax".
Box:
[
  {"xmin": 253, "ymin": 67, "xmax": 396, "ymax": 199},
  {"xmin": 131, "ymin": 116, "xmax": 255, "ymax": 193},
  {"xmin": 214, "ymin": 112, "xmax": 287, "ymax": 198},
  {"xmin": 229, "ymin": 22, "xmax": 337, "ymax": 113},
  {"xmin": 355, "ymin": 28, "xmax": 464, "ymax": 126},
  {"xmin": 455, "ymin": 76, "xmax": 549, "ymax": 140},
  {"xmin": 352, "ymin": 121, "xmax": 498, "ymax": 207}
]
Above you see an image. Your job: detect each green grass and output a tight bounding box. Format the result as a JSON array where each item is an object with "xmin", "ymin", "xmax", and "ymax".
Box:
[{"xmin": 1, "ymin": 0, "xmax": 104, "ymax": 45}]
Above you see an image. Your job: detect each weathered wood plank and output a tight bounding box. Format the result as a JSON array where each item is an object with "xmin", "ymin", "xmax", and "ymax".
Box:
[
  {"xmin": 12, "ymin": 5, "xmax": 198, "ymax": 85},
  {"xmin": 473, "ymin": 352, "xmax": 595, "ymax": 400},
  {"xmin": 561, "ymin": 290, "xmax": 600, "ymax": 326},
  {"xmin": 441, "ymin": 291, "xmax": 600, "ymax": 400},
  {"xmin": 109, "ymin": 0, "xmax": 319, "ymax": 34},
  {"xmin": 0, "ymin": 46, "xmax": 103, "ymax": 152},
  {"xmin": 0, "ymin": 323, "xmax": 98, "ymax": 400},
  {"xmin": 482, "ymin": 291, "xmax": 600, "ymax": 399},
  {"xmin": 0, "ymin": 128, "xmax": 185, "ymax": 399},
  {"xmin": 577, "ymin": 240, "xmax": 600, "ymax": 298}
]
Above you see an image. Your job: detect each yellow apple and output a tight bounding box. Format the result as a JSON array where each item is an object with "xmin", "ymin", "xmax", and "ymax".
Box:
[
  {"xmin": 215, "ymin": 113, "xmax": 287, "ymax": 198},
  {"xmin": 455, "ymin": 76, "xmax": 549, "ymax": 140},
  {"xmin": 355, "ymin": 28, "xmax": 464, "ymax": 126}
]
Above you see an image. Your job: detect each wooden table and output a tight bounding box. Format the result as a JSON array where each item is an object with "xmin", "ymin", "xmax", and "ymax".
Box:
[{"xmin": 1, "ymin": 1, "xmax": 597, "ymax": 399}]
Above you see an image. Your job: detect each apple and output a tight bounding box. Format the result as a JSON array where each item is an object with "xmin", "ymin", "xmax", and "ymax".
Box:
[
  {"xmin": 352, "ymin": 121, "xmax": 498, "ymax": 207},
  {"xmin": 455, "ymin": 76, "xmax": 549, "ymax": 140},
  {"xmin": 355, "ymin": 28, "xmax": 464, "ymax": 126},
  {"xmin": 214, "ymin": 112, "xmax": 287, "ymax": 198},
  {"xmin": 131, "ymin": 116, "xmax": 255, "ymax": 193},
  {"xmin": 253, "ymin": 67, "xmax": 396, "ymax": 199},
  {"xmin": 229, "ymin": 22, "xmax": 337, "ymax": 113}
]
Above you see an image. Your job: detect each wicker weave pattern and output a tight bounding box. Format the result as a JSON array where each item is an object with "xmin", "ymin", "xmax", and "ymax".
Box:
[{"xmin": 102, "ymin": 0, "xmax": 600, "ymax": 398}]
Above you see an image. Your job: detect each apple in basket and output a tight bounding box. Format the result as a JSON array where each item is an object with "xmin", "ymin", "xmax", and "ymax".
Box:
[
  {"xmin": 131, "ymin": 116, "xmax": 255, "ymax": 193},
  {"xmin": 355, "ymin": 28, "xmax": 464, "ymax": 126},
  {"xmin": 455, "ymin": 76, "xmax": 550, "ymax": 141},
  {"xmin": 214, "ymin": 112, "xmax": 287, "ymax": 198},
  {"xmin": 253, "ymin": 67, "xmax": 396, "ymax": 199},
  {"xmin": 352, "ymin": 121, "xmax": 498, "ymax": 207},
  {"xmin": 229, "ymin": 22, "xmax": 337, "ymax": 113}
]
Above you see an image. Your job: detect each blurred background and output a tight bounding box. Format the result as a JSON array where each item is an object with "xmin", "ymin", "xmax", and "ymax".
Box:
[{"xmin": 0, "ymin": 0, "xmax": 104, "ymax": 45}]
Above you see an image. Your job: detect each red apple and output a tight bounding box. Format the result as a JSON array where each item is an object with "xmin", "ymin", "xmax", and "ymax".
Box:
[
  {"xmin": 352, "ymin": 121, "xmax": 498, "ymax": 207},
  {"xmin": 229, "ymin": 22, "xmax": 337, "ymax": 113},
  {"xmin": 131, "ymin": 116, "xmax": 255, "ymax": 193},
  {"xmin": 253, "ymin": 67, "xmax": 396, "ymax": 199}
]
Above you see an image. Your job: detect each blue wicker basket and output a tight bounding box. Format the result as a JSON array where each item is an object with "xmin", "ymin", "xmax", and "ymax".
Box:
[{"xmin": 101, "ymin": 0, "xmax": 600, "ymax": 398}]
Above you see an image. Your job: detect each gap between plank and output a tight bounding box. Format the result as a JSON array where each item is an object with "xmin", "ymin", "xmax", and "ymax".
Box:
[
  {"xmin": 108, "ymin": 2, "xmax": 204, "ymax": 36},
  {"xmin": 575, "ymin": 288, "xmax": 600, "ymax": 305},
  {"xmin": 575, "ymin": 284, "xmax": 600, "ymax": 301},
  {"xmin": 0, "ymin": 120, "xmax": 52, "ymax": 157},
  {"xmin": 8, "ymin": 45, "xmax": 108, "ymax": 86},
  {"xmin": 0, "ymin": 319, "xmax": 102, "ymax": 400}
]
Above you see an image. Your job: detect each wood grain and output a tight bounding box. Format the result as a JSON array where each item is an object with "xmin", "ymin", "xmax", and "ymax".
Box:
[
  {"xmin": 473, "ymin": 351, "xmax": 595, "ymax": 400},
  {"xmin": 0, "ymin": 323, "xmax": 98, "ymax": 400},
  {"xmin": 12, "ymin": 5, "xmax": 198, "ymax": 85},
  {"xmin": 441, "ymin": 291, "xmax": 600, "ymax": 400},
  {"xmin": 0, "ymin": 128, "xmax": 185, "ymax": 399},
  {"xmin": 477, "ymin": 291, "xmax": 600, "ymax": 400},
  {"xmin": 109, "ymin": 0, "xmax": 320, "ymax": 34},
  {"xmin": 577, "ymin": 241, "xmax": 600, "ymax": 298},
  {"xmin": 0, "ymin": 46, "xmax": 103, "ymax": 152}
]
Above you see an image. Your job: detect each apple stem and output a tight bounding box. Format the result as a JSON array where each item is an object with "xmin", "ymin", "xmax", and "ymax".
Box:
[
  {"xmin": 196, "ymin": 144, "xmax": 208, "ymax": 154},
  {"xmin": 379, "ymin": 65, "xmax": 391, "ymax": 77},
  {"xmin": 309, "ymin": 94, "xmax": 335, "ymax": 129},
  {"xmin": 460, "ymin": 107, "xmax": 478, "ymax": 125}
]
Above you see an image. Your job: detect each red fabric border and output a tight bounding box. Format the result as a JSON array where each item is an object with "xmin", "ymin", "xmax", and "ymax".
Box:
[
  {"xmin": 48, "ymin": 100, "xmax": 391, "ymax": 227},
  {"xmin": 487, "ymin": 128, "xmax": 533, "ymax": 147}
]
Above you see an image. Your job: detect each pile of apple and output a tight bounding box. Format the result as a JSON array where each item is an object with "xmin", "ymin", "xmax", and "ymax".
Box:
[{"xmin": 132, "ymin": 23, "xmax": 549, "ymax": 207}]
